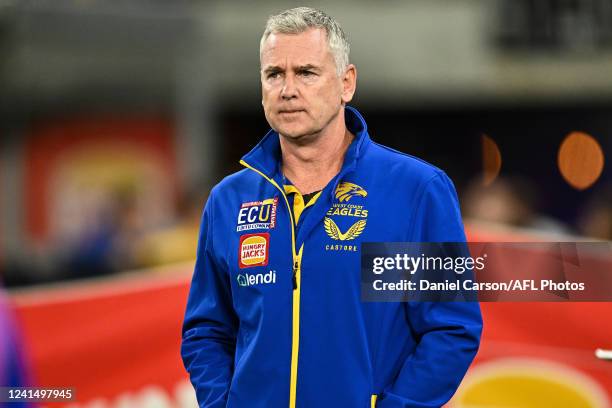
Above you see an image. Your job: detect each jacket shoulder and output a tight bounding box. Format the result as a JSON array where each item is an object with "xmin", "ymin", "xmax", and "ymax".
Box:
[
  {"xmin": 209, "ymin": 168, "xmax": 260, "ymax": 197},
  {"xmin": 366, "ymin": 141, "xmax": 447, "ymax": 183}
]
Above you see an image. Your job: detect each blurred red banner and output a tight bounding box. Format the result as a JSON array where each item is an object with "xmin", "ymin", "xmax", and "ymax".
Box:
[
  {"xmin": 9, "ymin": 237, "xmax": 612, "ymax": 407},
  {"xmin": 12, "ymin": 268, "xmax": 194, "ymax": 407}
]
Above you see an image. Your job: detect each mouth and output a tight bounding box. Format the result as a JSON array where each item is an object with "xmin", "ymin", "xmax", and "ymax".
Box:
[{"xmin": 278, "ymin": 109, "xmax": 305, "ymax": 115}]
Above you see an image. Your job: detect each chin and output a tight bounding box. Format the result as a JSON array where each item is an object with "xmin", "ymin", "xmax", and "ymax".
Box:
[
  {"xmin": 274, "ymin": 122, "xmax": 313, "ymax": 139},
  {"xmin": 281, "ymin": 129, "xmax": 319, "ymax": 141}
]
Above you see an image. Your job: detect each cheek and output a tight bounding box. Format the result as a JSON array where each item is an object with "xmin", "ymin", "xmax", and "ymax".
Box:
[
  {"xmin": 261, "ymin": 86, "xmax": 271, "ymax": 102},
  {"xmin": 312, "ymin": 83, "xmax": 342, "ymax": 113},
  {"xmin": 319, "ymin": 79, "xmax": 342, "ymax": 99},
  {"xmin": 262, "ymin": 82, "xmax": 279, "ymax": 100},
  {"xmin": 261, "ymin": 91, "xmax": 276, "ymax": 115}
]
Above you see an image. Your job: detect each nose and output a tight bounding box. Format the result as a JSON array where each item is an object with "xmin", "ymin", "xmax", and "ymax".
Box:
[{"xmin": 280, "ymin": 74, "xmax": 297, "ymax": 100}]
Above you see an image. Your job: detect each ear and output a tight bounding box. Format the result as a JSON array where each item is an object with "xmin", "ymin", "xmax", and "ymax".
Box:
[{"xmin": 340, "ymin": 64, "xmax": 357, "ymax": 104}]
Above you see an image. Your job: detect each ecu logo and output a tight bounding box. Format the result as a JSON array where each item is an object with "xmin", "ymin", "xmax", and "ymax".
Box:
[{"xmin": 335, "ymin": 182, "xmax": 367, "ymax": 202}]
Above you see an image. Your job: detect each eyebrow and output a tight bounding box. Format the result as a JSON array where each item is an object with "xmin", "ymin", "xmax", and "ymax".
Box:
[
  {"xmin": 295, "ymin": 64, "xmax": 319, "ymax": 72},
  {"xmin": 262, "ymin": 64, "xmax": 321, "ymax": 74},
  {"xmin": 263, "ymin": 66, "xmax": 282, "ymax": 74}
]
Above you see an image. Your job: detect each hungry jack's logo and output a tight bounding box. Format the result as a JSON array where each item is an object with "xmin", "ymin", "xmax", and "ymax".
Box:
[{"xmin": 239, "ymin": 233, "xmax": 269, "ymax": 269}]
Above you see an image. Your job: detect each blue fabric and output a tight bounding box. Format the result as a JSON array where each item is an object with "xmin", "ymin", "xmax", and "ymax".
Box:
[
  {"xmin": 1, "ymin": 292, "xmax": 35, "ymax": 408},
  {"xmin": 182, "ymin": 106, "xmax": 482, "ymax": 408}
]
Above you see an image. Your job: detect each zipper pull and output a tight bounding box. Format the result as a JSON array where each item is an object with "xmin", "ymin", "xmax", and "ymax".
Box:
[{"xmin": 292, "ymin": 260, "xmax": 299, "ymax": 290}]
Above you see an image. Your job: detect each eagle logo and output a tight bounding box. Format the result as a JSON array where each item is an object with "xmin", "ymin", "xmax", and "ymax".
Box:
[
  {"xmin": 324, "ymin": 217, "xmax": 367, "ymax": 241},
  {"xmin": 335, "ymin": 182, "xmax": 367, "ymax": 202}
]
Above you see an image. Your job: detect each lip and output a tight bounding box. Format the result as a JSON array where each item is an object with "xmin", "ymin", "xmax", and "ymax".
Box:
[{"xmin": 279, "ymin": 109, "xmax": 304, "ymax": 114}]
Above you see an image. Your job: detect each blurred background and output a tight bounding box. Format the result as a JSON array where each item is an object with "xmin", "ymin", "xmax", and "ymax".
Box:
[{"xmin": 0, "ymin": 0, "xmax": 610, "ymax": 407}]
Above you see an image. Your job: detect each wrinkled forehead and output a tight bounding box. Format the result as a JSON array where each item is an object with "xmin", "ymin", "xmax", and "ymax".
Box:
[{"xmin": 260, "ymin": 28, "xmax": 333, "ymax": 68}]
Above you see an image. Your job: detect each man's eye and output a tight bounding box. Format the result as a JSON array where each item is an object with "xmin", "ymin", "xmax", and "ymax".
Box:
[
  {"xmin": 267, "ymin": 72, "xmax": 280, "ymax": 79},
  {"xmin": 300, "ymin": 71, "xmax": 315, "ymax": 77}
]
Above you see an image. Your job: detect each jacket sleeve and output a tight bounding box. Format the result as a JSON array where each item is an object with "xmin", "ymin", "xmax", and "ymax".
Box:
[
  {"xmin": 181, "ymin": 190, "xmax": 238, "ymax": 408},
  {"xmin": 378, "ymin": 172, "xmax": 483, "ymax": 408}
]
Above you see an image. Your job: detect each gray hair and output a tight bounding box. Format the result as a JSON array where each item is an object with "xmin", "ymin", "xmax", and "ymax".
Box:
[{"xmin": 260, "ymin": 7, "xmax": 350, "ymax": 76}]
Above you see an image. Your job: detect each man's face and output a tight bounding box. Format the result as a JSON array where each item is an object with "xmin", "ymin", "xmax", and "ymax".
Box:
[{"xmin": 260, "ymin": 28, "xmax": 354, "ymax": 141}]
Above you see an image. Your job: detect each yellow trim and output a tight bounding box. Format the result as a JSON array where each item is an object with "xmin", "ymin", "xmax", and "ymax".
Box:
[
  {"xmin": 294, "ymin": 196, "xmax": 305, "ymax": 225},
  {"xmin": 240, "ymin": 160, "xmax": 297, "ymax": 258},
  {"xmin": 240, "ymin": 160, "xmax": 301, "ymax": 408},
  {"xmin": 283, "ymin": 184, "xmax": 300, "ymax": 195},
  {"xmin": 284, "ymin": 185, "xmax": 304, "ymax": 225},
  {"xmin": 283, "ymin": 185, "xmax": 322, "ymax": 225},
  {"xmin": 306, "ymin": 191, "xmax": 322, "ymax": 208},
  {"xmin": 290, "ymin": 244, "xmax": 303, "ymax": 408},
  {"xmin": 371, "ymin": 394, "xmax": 377, "ymax": 407}
]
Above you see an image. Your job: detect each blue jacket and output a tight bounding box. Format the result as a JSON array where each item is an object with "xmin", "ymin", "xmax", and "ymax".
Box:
[{"xmin": 182, "ymin": 106, "xmax": 482, "ymax": 408}]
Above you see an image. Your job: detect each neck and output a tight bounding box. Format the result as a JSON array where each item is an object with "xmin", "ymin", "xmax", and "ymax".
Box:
[{"xmin": 280, "ymin": 109, "xmax": 354, "ymax": 194}]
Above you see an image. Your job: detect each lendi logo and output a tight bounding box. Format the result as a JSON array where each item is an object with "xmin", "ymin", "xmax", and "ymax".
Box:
[
  {"xmin": 324, "ymin": 217, "xmax": 366, "ymax": 241},
  {"xmin": 239, "ymin": 233, "xmax": 269, "ymax": 269},
  {"xmin": 335, "ymin": 182, "xmax": 367, "ymax": 202},
  {"xmin": 237, "ymin": 270, "xmax": 277, "ymax": 287}
]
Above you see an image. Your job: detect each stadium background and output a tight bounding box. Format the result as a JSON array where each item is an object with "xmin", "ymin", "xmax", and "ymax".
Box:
[{"xmin": 0, "ymin": 1, "xmax": 611, "ymax": 407}]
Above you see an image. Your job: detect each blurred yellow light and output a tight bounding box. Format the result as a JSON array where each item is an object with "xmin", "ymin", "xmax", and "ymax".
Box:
[
  {"xmin": 482, "ymin": 134, "xmax": 502, "ymax": 186},
  {"xmin": 558, "ymin": 132, "xmax": 605, "ymax": 190},
  {"xmin": 453, "ymin": 359, "xmax": 609, "ymax": 408}
]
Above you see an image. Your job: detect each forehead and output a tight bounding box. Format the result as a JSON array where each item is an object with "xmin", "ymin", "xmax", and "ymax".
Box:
[{"xmin": 261, "ymin": 28, "xmax": 333, "ymax": 67}]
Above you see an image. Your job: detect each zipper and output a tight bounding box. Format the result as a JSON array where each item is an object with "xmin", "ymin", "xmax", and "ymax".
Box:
[
  {"xmin": 291, "ymin": 245, "xmax": 304, "ymax": 408},
  {"xmin": 240, "ymin": 159, "xmax": 302, "ymax": 408}
]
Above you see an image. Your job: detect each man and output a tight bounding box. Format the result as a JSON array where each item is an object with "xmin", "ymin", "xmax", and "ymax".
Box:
[{"xmin": 182, "ymin": 7, "xmax": 482, "ymax": 408}]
